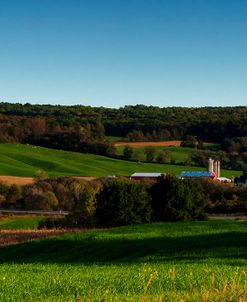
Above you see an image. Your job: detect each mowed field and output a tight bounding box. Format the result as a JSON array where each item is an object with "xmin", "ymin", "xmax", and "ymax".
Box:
[
  {"xmin": 0, "ymin": 143, "xmax": 241, "ymax": 180},
  {"xmin": 0, "ymin": 220, "xmax": 246, "ymax": 301}
]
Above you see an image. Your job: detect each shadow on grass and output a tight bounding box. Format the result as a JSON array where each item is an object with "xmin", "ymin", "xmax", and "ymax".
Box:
[{"xmin": 0, "ymin": 230, "xmax": 246, "ymax": 265}]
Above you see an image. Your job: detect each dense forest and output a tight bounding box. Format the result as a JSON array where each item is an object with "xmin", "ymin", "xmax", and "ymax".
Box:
[
  {"xmin": 1, "ymin": 102, "xmax": 247, "ymax": 141},
  {"xmin": 0, "ymin": 102, "xmax": 247, "ymax": 165}
]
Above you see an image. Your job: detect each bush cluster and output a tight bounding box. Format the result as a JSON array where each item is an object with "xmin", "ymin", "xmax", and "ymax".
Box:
[
  {"xmin": 149, "ymin": 175, "xmax": 207, "ymax": 221},
  {"xmin": 197, "ymin": 178, "xmax": 247, "ymax": 214},
  {"xmin": 38, "ymin": 175, "xmax": 208, "ymax": 229},
  {"xmin": 1, "ymin": 174, "xmax": 246, "ymax": 229}
]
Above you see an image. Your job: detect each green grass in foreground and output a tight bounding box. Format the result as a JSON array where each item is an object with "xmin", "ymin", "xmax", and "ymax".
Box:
[
  {"xmin": 0, "ymin": 220, "xmax": 246, "ymax": 301},
  {"xmin": 0, "ymin": 216, "xmax": 42, "ymax": 229},
  {"xmin": 0, "ymin": 144, "xmax": 241, "ymax": 178}
]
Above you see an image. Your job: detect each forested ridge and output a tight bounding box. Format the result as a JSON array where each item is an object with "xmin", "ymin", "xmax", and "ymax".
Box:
[{"xmin": 1, "ymin": 102, "xmax": 247, "ymax": 143}]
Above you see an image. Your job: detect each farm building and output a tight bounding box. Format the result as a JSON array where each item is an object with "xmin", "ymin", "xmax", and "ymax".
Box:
[
  {"xmin": 180, "ymin": 158, "xmax": 221, "ymax": 180},
  {"xmin": 180, "ymin": 171, "xmax": 215, "ymax": 179},
  {"xmin": 130, "ymin": 172, "xmax": 164, "ymax": 181},
  {"xmin": 217, "ymin": 177, "xmax": 232, "ymax": 183},
  {"xmin": 208, "ymin": 158, "xmax": 220, "ymax": 178}
]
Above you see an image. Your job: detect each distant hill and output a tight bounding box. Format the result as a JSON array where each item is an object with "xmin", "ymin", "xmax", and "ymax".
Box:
[
  {"xmin": 0, "ymin": 144, "xmax": 241, "ymax": 178},
  {"xmin": 0, "ymin": 102, "xmax": 247, "ymax": 142}
]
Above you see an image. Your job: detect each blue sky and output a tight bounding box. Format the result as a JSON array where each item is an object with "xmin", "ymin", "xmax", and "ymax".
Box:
[{"xmin": 0, "ymin": 0, "xmax": 247, "ymax": 107}]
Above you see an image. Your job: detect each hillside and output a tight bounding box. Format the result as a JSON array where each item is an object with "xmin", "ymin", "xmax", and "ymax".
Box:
[
  {"xmin": 0, "ymin": 221, "xmax": 246, "ymax": 301},
  {"xmin": 0, "ymin": 144, "xmax": 241, "ymax": 178},
  {"xmin": 115, "ymin": 145, "xmax": 201, "ymax": 162},
  {"xmin": 1, "ymin": 102, "xmax": 247, "ymax": 143}
]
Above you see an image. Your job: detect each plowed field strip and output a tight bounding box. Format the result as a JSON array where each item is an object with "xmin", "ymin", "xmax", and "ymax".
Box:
[{"xmin": 0, "ymin": 229, "xmax": 82, "ymax": 247}]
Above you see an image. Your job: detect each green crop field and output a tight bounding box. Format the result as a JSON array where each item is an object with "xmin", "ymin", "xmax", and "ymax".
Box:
[
  {"xmin": 0, "ymin": 220, "xmax": 246, "ymax": 301},
  {"xmin": 0, "ymin": 143, "xmax": 241, "ymax": 178},
  {"xmin": 0, "ymin": 216, "xmax": 42, "ymax": 229}
]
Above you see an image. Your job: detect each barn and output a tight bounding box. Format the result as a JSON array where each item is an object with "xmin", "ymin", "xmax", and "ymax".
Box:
[
  {"xmin": 130, "ymin": 172, "xmax": 164, "ymax": 181},
  {"xmin": 180, "ymin": 171, "xmax": 215, "ymax": 179}
]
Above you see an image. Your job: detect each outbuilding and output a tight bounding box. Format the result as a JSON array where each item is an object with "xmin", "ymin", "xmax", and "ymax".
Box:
[
  {"xmin": 130, "ymin": 172, "xmax": 164, "ymax": 181},
  {"xmin": 180, "ymin": 171, "xmax": 215, "ymax": 179}
]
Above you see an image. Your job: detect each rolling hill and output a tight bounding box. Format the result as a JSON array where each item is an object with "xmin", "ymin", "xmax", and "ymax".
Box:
[{"xmin": 0, "ymin": 143, "xmax": 241, "ymax": 178}]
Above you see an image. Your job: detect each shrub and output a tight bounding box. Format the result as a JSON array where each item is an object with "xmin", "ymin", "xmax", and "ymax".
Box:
[
  {"xmin": 0, "ymin": 183, "xmax": 23, "ymax": 209},
  {"xmin": 156, "ymin": 150, "xmax": 169, "ymax": 163},
  {"xmin": 123, "ymin": 146, "xmax": 133, "ymax": 160},
  {"xmin": 145, "ymin": 147, "xmax": 155, "ymax": 162},
  {"xmin": 25, "ymin": 190, "xmax": 58, "ymax": 210},
  {"xmin": 198, "ymin": 178, "xmax": 247, "ymax": 214},
  {"xmin": 95, "ymin": 179, "xmax": 152, "ymax": 227},
  {"xmin": 34, "ymin": 169, "xmax": 48, "ymax": 182},
  {"xmin": 149, "ymin": 175, "xmax": 207, "ymax": 221},
  {"xmin": 39, "ymin": 181, "xmax": 97, "ymax": 228},
  {"xmin": 65, "ymin": 182, "xmax": 97, "ymax": 227}
]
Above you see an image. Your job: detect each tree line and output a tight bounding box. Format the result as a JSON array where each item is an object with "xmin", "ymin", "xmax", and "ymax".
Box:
[
  {"xmin": 1, "ymin": 102, "xmax": 247, "ymax": 143},
  {"xmin": 1, "ymin": 102, "xmax": 247, "ymax": 169},
  {"xmin": 0, "ymin": 175, "xmax": 246, "ymax": 228}
]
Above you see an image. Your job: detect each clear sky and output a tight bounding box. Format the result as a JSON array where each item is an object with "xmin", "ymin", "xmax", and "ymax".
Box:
[{"xmin": 0, "ymin": 0, "xmax": 247, "ymax": 107}]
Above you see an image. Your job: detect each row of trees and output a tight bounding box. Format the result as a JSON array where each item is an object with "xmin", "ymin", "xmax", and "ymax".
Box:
[
  {"xmin": 1, "ymin": 102, "xmax": 247, "ymax": 169},
  {"xmin": 39, "ymin": 176, "xmax": 207, "ymax": 228},
  {"xmin": 1, "ymin": 175, "xmax": 246, "ymax": 228},
  {"xmin": 188, "ymin": 150, "xmax": 247, "ymax": 172},
  {"xmin": 123, "ymin": 146, "xmax": 170, "ymax": 163},
  {"xmin": 0, "ymin": 113, "xmax": 116, "ymax": 157},
  {"xmin": 38, "ymin": 176, "xmax": 247, "ymax": 228},
  {"xmin": 122, "ymin": 143, "xmax": 247, "ymax": 171},
  {"xmin": 1, "ymin": 102, "xmax": 247, "ymax": 143}
]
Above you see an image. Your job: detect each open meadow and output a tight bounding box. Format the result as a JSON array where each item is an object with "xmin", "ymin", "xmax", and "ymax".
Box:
[
  {"xmin": 115, "ymin": 145, "xmax": 199, "ymax": 162},
  {"xmin": 0, "ymin": 220, "xmax": 246, "ymax": 301},
  {"xmin": 0, "ymin": 144, "xmax": 241, "ymax": 179}
]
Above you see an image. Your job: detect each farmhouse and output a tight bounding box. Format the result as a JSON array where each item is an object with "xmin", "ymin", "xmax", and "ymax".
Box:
[{"xmin": 130, "ymin": 172, "xmax": 164, "ymax": 181}]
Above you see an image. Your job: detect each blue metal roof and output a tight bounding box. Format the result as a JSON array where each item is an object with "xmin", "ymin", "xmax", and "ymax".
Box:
[{"xmin": 180, "ymin": 171, "xmax": 213, "ymax": 178}]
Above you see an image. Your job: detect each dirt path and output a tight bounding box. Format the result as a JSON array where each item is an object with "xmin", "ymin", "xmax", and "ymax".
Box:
[
  {"xmin": 0, "ymin": 176, "xmax": 34, "ymax": 186},
  {"xmin": 114, "ymin": 140, "xmax": 182, "ymax": 147},
  {"xmin": 0, "ymin": 229, "xmax": 70, "ymax": 247}
]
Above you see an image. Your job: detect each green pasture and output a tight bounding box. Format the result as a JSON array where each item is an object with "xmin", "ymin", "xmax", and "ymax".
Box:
[
  {"xmin": 0, "ymin": 216, "xmax": 42, "ymax": 229},
  {"xmin": 0, "ymin": 144, "xmax": 241, "ymax": 178},
  {"xmin": 116, "ymin": 145, "xmax": 197, "ymax": 162},
  {"xmin": 0, "ymin": 220, "xmax": 246, "ymax": 301}
]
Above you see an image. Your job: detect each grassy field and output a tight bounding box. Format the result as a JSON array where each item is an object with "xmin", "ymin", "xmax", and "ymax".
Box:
[
  {"xmin": 0, "ymin": 144, "xmax": 241, "ymax": 178},
  {"xmin": 116, "ymin": 145, "xmax": 198, "ymax": 162},
  {"xmin": 0, "ymin": 216, "xmax": 42, "ymax": 229},
  {"xmin": 0, "ymin": 220, "xmax": 246, "ymax": 301}
]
